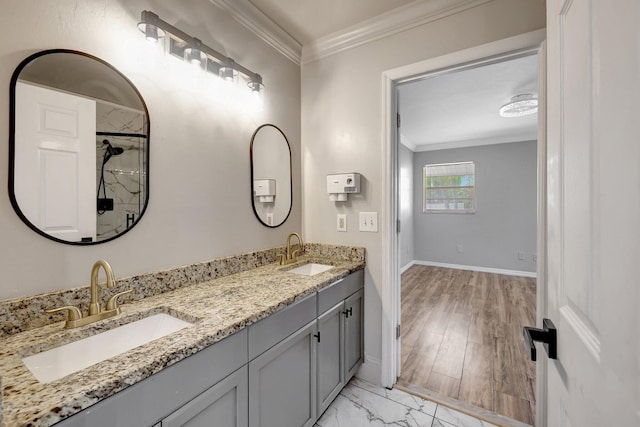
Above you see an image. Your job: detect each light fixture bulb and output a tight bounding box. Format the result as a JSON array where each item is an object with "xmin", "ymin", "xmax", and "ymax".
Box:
[
  {"xmin": 183, "ymin": 42, "xmax": 206, "ymax": 68},
  {"xmin": 247, "ymin": 76, "xmax": 264, "ymax": 112},
  {"xmin": 185, "ymin": 48, "xmax": 201, "ymax": 65},
  {"xmin": 499, "ymin": 94, "xmax": 538, "ymax": 117},
  {"xmin": 137, "ymin": 12, "xmax": 165, "ymax": 43},
  {"xmin": 144, "ymin": 24, "xmax": 159, "ymax": 43},
  {"xmin": 248, "ymin": 78, "xmax": 264, "ymax": 94},
  {"xmin": 219, "ymin": 61, "xmax": 238, "ymax": 83}
]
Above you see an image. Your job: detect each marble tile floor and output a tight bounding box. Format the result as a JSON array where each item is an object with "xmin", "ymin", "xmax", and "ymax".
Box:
[{"xmin": 316, "ymin": 378, "xmax": 499, "ymax": 427}]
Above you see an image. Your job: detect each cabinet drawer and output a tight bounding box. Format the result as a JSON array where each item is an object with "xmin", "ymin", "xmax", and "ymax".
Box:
[
  {"xmin": 248, "ymin": 292, "xmax": 317, "ymax": 360},
  {"xmin": 317, "ymin": 269, "xmax": 364, "ymax": 314}
]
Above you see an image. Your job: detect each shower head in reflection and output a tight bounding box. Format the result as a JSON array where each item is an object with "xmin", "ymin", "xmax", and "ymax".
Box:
[{"xmin": 102, "ymin": 139, "xmax": 124, "ymax": 163}]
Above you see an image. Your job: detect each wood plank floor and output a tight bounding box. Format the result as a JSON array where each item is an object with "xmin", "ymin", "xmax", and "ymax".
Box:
[{"xmin": 397, "ymin": 265, "xmax": 536, "ymax": 425}]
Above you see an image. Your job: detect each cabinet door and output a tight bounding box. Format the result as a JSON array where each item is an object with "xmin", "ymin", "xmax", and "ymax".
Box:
[
  {"xmin": 161, "ymin": 366, "xmax": 248, "ymax": 427},
  {"xmin": 249, "ymin": 320, "xmax": 317, "ymax": 427},
  {"xmin": 344, "ymin": 289, "xmax": 364, "ymax": 381},
  {"xmin": 316, "ymin": 301, "xmax": 344, "ymax": 416}
]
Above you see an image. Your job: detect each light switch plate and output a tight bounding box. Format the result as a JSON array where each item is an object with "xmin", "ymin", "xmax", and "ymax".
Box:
[
  {"xmin": 337, "ymin": 214, "xmax": 347, "ymax": 232},
  {"xmin": 359, "ymin": 212, "xmax": 378, "ymax": 232}
]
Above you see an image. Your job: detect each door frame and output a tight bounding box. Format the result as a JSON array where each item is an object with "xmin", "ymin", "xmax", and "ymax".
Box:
[{"xmin": 380, "ymin": 27, "xmax": 547, "ymax": 421}]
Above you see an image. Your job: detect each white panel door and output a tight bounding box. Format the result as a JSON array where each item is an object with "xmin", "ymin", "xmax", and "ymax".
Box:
[
  {"xmin": 545, "ymin": 0, "xmax": 639, "ymax": 425},
  {"xmin": 15, "ymin": 82, "xmax": 96, "ymax": 242}
]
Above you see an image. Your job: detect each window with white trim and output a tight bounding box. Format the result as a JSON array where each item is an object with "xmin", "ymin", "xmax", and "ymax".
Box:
[{"xmin": 423, "ymin": 161, "xmax": 475, "ymax": 213}]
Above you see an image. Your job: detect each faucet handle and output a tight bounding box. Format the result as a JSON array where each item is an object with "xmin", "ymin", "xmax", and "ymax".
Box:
[
  {"xmin": 46, "ymin": 306, "xmax": 83, "ymax": 321},
  {"xmin": 277, "ymin": 254, "xmax": 286, "ymax": 265},
  {"xmin": 106, "ymin": 290, "xmax": 132, "ymax": 311},
  {"xmin": 291, "ymin": 249, "xmax": 300, "ymax": 261}
]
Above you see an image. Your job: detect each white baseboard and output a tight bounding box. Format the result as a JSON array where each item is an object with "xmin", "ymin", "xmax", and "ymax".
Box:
[
  {"xmin": 400, "ymin": 261, "xmax": 416, "ymax": 274},
  {"xmin": 355, "ymin": 354, "xmax": 382, "ymax": 386},
  {"xmin": 408, "ymin": 260, "xmax": 537, "ymax": 278}
]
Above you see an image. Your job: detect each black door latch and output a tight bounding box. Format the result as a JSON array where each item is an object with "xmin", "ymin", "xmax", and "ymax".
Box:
[{"xmin": 523, "ymin": 318, "xmax": 557, "ymax": 361}]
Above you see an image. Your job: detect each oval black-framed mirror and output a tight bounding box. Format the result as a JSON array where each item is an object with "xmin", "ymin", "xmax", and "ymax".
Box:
[
  {"xmin": 9, "ymin": 49, "xmax": 150, "ymax": 245},
  {"xmin": 250, "ymin": 124, "xmax": 292, "ymax": 228}
]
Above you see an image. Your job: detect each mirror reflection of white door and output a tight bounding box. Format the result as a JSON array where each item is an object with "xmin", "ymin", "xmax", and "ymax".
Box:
[
  {"xmin": 15, "ymin": 81, "xmax": 96, "ymax": 242},
  {"xmin": 544, "ymin": 0, "xmax": 638, "ymax": 425}
]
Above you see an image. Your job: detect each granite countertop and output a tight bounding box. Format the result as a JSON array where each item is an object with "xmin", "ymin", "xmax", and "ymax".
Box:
[{"xmin": 0, "ymin": 255, "xmax": 364, "ymax": 427}]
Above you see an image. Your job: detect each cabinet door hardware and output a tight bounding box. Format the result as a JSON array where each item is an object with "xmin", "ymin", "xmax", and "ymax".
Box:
[{"xmin": 313, "ymin": 332, "xmax": 321, "ymax": 343}]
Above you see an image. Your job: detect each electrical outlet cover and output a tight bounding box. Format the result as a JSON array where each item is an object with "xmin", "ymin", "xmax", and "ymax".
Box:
[{"xmin": 337, "ymin": 214, "xmax": 347, "ymax": 232}]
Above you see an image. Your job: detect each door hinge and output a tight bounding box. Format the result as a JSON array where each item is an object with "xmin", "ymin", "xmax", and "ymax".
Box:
[
  {"xmin": 396, "ymin": 113, "xmax": 401, "ymax": 128},
  {"xmin": 396, "ymin": 219, "xmax": 401, "ymax": 234},
  {"xmin": 396, "ymin": 324, "xmax": 401, "ymax": 339}
]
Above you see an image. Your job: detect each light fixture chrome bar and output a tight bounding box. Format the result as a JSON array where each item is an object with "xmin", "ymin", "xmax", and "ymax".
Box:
[{"xmin": 138, "ymin": 10, "xmax": 263, "ymax": 86}]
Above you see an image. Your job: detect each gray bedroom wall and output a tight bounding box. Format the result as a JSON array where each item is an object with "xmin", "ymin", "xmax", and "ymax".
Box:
[
  {"xmin": 413, "ymin": 140, "xmax": 537, "ymax": 273},
  {"xmin": 399, "ymin": 144, "xmax": 414, "ymax": 268}
]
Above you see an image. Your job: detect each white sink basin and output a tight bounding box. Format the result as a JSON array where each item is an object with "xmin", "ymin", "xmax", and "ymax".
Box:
[
  {"xmin": 287, "ymin": 263, "xmax": 334, "ymax": 276},
  {"xmin": 22, "ymin": 313, "xmax": 192, "ymax": 383}
]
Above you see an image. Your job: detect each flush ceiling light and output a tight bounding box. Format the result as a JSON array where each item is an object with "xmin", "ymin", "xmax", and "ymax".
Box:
[
  {"xmin": 137, "ymin": 10, "xmax": 264, "ymax": 93},
  {"xmin": 499, "ymin": 93, "xmax": 538, "ymax": 117}
]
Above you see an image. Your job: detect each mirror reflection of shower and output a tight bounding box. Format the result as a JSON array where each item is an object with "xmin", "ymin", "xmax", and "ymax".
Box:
[
  {"xmin": 95, "ymin": 125, "xmax": 147, "ymax": 241},
  {"xmin": 97, "ymin": 139, "xmax": 124, "ymax": 215}
]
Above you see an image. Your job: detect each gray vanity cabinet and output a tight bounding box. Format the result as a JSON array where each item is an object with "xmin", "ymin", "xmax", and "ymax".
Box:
[
  {"xmin": 344, "ymin": 288, "xmax": 364, "ymax": 380},
  {"xmin": 316, "ymin": 270, "xmax": 364, "ymax": 416},
  {"xmin": 248, "ymin": 320, "xmax": 318, "ymax": 427},
  {"xmin": 316, "ymin": 301, "xmax": 345, "ymax": 416},
  {"xmin": 158, "ymin": 366, "xmax": 248, "ymax": 427},
  {"xmin": 53, "ymin": 269, "xmax": 364, "ymax": 427}
]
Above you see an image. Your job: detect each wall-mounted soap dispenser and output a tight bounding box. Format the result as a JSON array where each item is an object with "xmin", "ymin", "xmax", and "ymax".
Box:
[
  {"xmin": 327, "ymin": 173, "xmax": 361, "ymax": 202},
  {"xmin": 254, "ymin": 179, "xmax": 276, "ymax": 202}
]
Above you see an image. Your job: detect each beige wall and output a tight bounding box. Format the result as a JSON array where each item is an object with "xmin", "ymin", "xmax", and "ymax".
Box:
[
  {"xmin": 0, "ymin": 0, "xmax": 301, "ymax": 300},
  {"xmin": 301, "ymin": 0, "xmax": 545, "ymax": 384}
]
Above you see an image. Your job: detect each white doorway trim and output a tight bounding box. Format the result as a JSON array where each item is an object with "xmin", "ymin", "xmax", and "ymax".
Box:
[{"xmin": 380, "ymin": 26, "xmax": 546, "ymax": 411}]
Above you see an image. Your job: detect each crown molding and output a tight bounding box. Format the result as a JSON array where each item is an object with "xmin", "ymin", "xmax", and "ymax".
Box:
[
  {"xmin": 208, "ymin": 0, "xmax": 302, "ymax": 65},
  {"xmin": 399, "ymin": 133, "xmax": 417, "ymax": 151},
  {"xmin": 302, "ymin": 0, "xmax": 494, "ymax": 65},
  {"xmin": 412, "ymin": 132, "xmax": 537, "ymax": 152}
]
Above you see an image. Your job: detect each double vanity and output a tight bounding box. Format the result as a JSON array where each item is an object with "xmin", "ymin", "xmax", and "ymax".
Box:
[
  {"xmin": 2, "ymin": 47, "xmax": 362, "ymax": 427},
  {"xmin": 0, "ymin": 244, "xmax": 365, "ymax": 427}
]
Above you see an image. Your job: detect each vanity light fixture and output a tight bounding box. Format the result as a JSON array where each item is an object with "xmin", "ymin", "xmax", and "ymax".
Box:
[
  {"xmin": 499, "ymin": 93, "xmax": 538, "ymax": 117},
  {"xmin": 137, "ymin": 10, "xmax": 264, "ymax": 96}
]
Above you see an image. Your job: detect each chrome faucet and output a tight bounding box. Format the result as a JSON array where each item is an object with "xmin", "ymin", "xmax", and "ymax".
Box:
[
  {"xmin": 46, "ymin": 260, "xmax": 131, "ymax": 328},
  {"xmin": 279, "ymin": 233, "xmax": 304, "ymax": 265},
  {"xmin": 89, "ymin": 260, "xmax": 116, "ymax": 315}
]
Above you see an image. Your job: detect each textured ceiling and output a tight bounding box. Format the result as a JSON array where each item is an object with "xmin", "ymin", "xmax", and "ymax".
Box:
[
  {"xmin": 249, "ymin": 0, "xmax": 415, "ymax": 44},
  {"xmin": 398, "ymin": 53, "xmax": 539, "ymax": 150}
]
